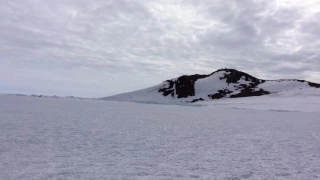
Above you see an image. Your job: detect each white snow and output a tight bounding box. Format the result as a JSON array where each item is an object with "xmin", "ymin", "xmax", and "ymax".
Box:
[
  {"xmin": 194, "ymin": 71, "xmax": 241, "ymax": 100},
  {"xmin": 1, "ymin": 95, "xmax": 320, "ymax": 179},
  {"xmin": 199, "ymin": 94, "xmax": 320, "ymax": 113},
  {"xmin": 103, "ymin": 84, "xmax": 168, "ymax": 103},
  {"xmin": 258, "ymin": 80, "xmax": 310, "ymax": 92}
]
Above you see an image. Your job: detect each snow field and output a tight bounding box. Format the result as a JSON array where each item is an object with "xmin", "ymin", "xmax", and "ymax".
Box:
[{"xmin": 0, "ymin": 95, "xmax": 320, "ymax": 179}]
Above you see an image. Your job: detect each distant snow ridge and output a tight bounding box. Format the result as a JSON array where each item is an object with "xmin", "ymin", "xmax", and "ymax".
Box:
[{"xmin": 102, "ymin": 69, "xmax": 320, "ymax": 103}]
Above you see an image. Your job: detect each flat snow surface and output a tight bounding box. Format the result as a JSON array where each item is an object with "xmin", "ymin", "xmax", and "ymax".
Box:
[{"xmin": 1, "ymin": 95, "xmax": 320, "ymax": 180}]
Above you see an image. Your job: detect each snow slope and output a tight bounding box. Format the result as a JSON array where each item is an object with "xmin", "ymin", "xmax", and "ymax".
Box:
[
  {"xmin": 201, "ymin": 94, "xmax": 320, "ymax": 113},
  {"xmin": 102, "ymin": 69, "xmax": 320, "ymax": 103},
  {"xmin": 1, "ymin": 95, "xmax": 320, "ymax": 179},
  {"xmin": 102, "ymin": 84, "xmax": 169, "ymax": 103}
]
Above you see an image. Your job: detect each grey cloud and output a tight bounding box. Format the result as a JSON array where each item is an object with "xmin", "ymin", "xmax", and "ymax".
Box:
[{"xmin": 0, "ymin": 0, "xmax": 319, "ymax": 97}]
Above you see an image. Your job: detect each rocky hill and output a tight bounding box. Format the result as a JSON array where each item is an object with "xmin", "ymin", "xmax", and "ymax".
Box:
[{"xmin": 102, "ymin": 69, "xmax": 320, "ymax": 103}]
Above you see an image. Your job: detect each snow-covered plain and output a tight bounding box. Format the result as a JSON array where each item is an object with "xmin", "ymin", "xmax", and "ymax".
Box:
[{"xmin": 1, "ymin": 95, "xmax": 320, "ymax": 180}]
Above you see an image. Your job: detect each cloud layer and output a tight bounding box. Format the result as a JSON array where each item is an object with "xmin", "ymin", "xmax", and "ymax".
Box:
[{"xmin": 1, "ymin": 0, "xmax": 320, "ymax": 97}]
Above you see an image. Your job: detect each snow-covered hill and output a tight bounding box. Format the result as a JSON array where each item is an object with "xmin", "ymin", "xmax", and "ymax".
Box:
[{"xmin": 102, "ymin": 69, "xmax": 320, "ymax": 103}]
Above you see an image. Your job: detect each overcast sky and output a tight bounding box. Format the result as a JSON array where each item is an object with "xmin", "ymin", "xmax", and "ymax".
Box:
[{"xmin": 1, "ymin": 0, "xmax": 320, "ymax": 97}]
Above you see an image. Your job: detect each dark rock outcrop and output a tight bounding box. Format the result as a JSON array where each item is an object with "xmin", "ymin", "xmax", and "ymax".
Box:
[
  {"xmin": 187, "ymin": 98, "xmax": 204, "ymax": 103},
  {"xmin": 159, "ymin": 80, "xmax": 175, "ymax": 97},
  {"xmin": 309, "ymin": 82, "xmax": 320, "ymax": 88},
  {"xmin": 208, "ymin": 89, "xmax": 233, "ymax": 99},
  {"xmin": 230, "ymin": 89, "xmax": 270, "ymax": 98},
  {"xmin": 216, "ymin": 68, "xmax": 263, "ymax": 84},
  {"xmin": 159, "ymin": 74, "xmax": 209, "ymax": 98}
]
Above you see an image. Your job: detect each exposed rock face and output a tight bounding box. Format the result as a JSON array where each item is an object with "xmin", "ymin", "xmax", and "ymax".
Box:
[
  {"xmin": 159, "ymin": 74, "xmax": 209, "ymax": 98},
  {"xmin": 187, "ymin": 98, "xmax": 204, "ymax": 103},
  {"xmin": 208, "ymin": 89, "xmax": 233, "ymax": 99},
  {"xmin": 309, "ymin": 82, "xmax": 320, "ymax": 88},
  {"xmin": 218, "ymin": 69, "xmax": 262, "ymax": 84},
  {"xmin": 229, "ymin": 89, "xmax": 270, "ymax": 98},
  {"xmin": 158, "ymin": 80, "xmax": 175, "ymax": 97}
]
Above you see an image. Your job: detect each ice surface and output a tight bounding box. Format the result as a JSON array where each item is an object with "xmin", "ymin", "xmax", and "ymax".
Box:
[{"xmin": 1, "ymin": 95, "xmax": 320, "ymax": 179}]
